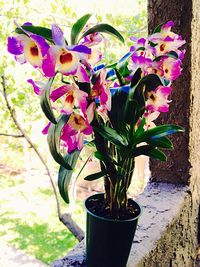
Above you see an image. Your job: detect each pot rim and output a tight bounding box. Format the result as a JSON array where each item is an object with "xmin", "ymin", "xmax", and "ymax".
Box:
[{"xmin": 85, "ymin": 193, "xmax": 142, "ymax": 223}]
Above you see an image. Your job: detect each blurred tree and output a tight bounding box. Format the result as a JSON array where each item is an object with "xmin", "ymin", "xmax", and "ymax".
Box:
[{"xmin": 0, "ymin": 0, "xmax": 147, "ymax": 166}]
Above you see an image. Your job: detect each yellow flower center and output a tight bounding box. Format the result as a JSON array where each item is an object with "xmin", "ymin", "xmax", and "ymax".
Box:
[{"xmin": 69, "ymin": 114, "xmax": 87, "ymax": 131}]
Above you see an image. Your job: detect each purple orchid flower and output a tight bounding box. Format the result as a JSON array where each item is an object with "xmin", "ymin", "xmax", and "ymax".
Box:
[
  {"xmin": 42, "ymin": 24, "xmax": 91, "ymax": 81},
  {"xmin": 50, "ymin": 83, "xmax": 88, "ymax": 115},
  {"xmin": 7, "ymin": 22, "xmax": 49, "ymax": 68}
]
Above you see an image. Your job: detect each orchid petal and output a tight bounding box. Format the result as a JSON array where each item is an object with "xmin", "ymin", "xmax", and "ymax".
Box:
[
  {"xmin": 82, "ymin": 123, "xmax": 93, "ymax": 135},
  {"xmin": 42, "ymin": 46, "xmax": 59, "ymax": 77},
  {"xmin": 23, "ymin": 22, "xmax": 33, "ymax": 26},
  {"xmin": 15, "ymin": 54, "xmax": 26, "ymax": 64},
  {"xmin": 75, "ymin": 65, "xmax": 90, "ymax": 83},
  {"xmin": 30, "ymin": 34, "xmax": 50, "ymax": 56},
  {"xmin": 77, "ymin": 133, "xmax": 84, "ymax": 150},
  {"xmin": 50, "ymin": 85, "xmax": 70, "ymax": 102},
  {"xmin": 87, "ymin": 47, "xmax": 102, "ymax": 66},
  {"xmin": 74, "ymin": 90, "xmax": 88, "ymax": 115},
  {"xmin": 62, "ymin": 94, "xmax": 74, "ymax": 114},
  {"xmin": 52, "ymin": 24, "xmax": 65, "ymax": 46},
  {"xmin": 42, "ymin": 122, "xmax": 51, "ymax": 135},
  {"xmin": 69, "ymin": 44, "xmax": 91, "ymax": 54},
  {"xmin": 146, "ymin": 86, "xmax": 172, "ymax": 113},
  {"xmin": 27, "ymin": 79, "xmax": 44, "ymax": 95},
  {"xmin": 23, "ymin": 39, "xmax": 43, "ymax": 68},
  {"xmin": 7, "ymin": 36, "xmax": 24, "ymax": 55},
  {"xmin": 86, "ymin": 102, "xmax": 95, "ymax": 123}
]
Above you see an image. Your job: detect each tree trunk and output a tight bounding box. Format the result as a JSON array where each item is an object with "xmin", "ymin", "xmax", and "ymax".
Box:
[{"xmin": 148, "ymin": 0, "xmax": 192, "ymax": 184}]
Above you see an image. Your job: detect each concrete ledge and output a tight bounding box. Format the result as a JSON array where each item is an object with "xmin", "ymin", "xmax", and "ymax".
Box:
[{"xmin": 51, "ymin": 183, "xmax": 197, "ymax": 267}]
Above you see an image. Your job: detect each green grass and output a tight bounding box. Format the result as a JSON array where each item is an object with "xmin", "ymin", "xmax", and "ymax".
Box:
[{"xmin": 0, "ymin": 171, "xmax": 85, "ymax": 265}]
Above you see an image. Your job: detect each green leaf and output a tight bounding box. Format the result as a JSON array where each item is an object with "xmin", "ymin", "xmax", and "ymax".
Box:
[
  {"xmin": 124, "ymin": 99, "xmax": 140, "ymax": 126},
  {"xmin": 130, "ymin": 145, "xmax": 167, "ymax": 161},
  {"xmin": 47, "ymin": 114, "xmax": 72, "ymax": 169},
  {"xmin": 154, "ymin": 51, "xmax": 179, "ymax": 62},
  {"xmin": 108, "ymin": 90, "xmax": 128, "ymax": 131},
  {"xmin": 94, "ymin": 151, "xmax": 119, "ymax": 166},
  {"xmin": 144, "ymin": 148, "xmax": 167, "ymax": 161},
  {"xmin": 166, "ymin": 51, "xmax": 179, "ymax": 59},
  {"xmin": 15, "ymin": 25, "xmax": 53, "ymax": 43},
  {"xmin": 71, "ymin": 13, "xmax": 92, "ymax": 45},
  {"xmin": 84, "ymin": 170, "xmax": 108, "ymax": 181},
  {"xmin": 79, "ymin": 23, "xmax": 124, "ymax": 43},
  {"xmin": 40, "ymin": 78, "xmax": 57, "ymax": 124},
  {"xmin": 134, "ymin": 117, "xmax": 146, "ymax": 139},
  {"xmin": 58, "ymin": 150, "xmax": 80, "ymax": 203},
  {"xmin": 130, "ymin": 144, "xmax": 155, "ymax": 157},
  {"xmin": 106, "ymin": 62, "xmax": 118, "ymax": 69},
  {"xmin": 130, "ymin": 68, "xmax": 142, "ymax": 87},
  {"xmin": 130, "ymin": 74, "xmax": 164, "ymax": 93},
  {"xmin": 152, "ymin": 22, "xmax": 165, "ymax": 33},
  {"xmin": 147, "ymin": 136, "xmax": 173, "ymax": 149},
  {"xmin": 135, "ymin": 125, "xmax": 184, "ymax": 145},
  {"xmin": 114, "ymin": 68, "xmax": 125, "ymax": 86},
  {"xmin": 93, "ymin": 125, "xmax": 128, "ymax": 147}
]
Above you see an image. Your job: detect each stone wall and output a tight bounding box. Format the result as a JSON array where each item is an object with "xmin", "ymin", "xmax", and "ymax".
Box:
[
  {"xmin": 52, "ymin": 183, "xmax": 196, "ymax": 267},
  {"xmin": 129, "ymin": 184, "xmax": 195, "ymax": 267},
  {"xmin": 189, "ymin": 0, "xmax": 200, "ymax": 245}
]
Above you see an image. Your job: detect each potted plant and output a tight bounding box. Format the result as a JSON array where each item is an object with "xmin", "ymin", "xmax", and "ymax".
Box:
[{"xmin": 7, "ymin": 15, "xmax": 185, "ymax": 267}]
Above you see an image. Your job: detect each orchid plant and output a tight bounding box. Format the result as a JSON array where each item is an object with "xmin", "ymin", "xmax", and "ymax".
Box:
[{"xmin": 7, "ymin": 15, "xmax": 185, "ymax": 218}]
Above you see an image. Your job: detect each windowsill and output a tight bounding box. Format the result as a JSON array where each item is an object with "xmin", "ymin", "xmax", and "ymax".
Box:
[{"xmin": 52, "ymin": 182, "xmax": 194, "ymax": 267}]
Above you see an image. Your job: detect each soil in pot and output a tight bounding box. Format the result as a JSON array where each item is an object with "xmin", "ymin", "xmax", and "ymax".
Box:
[{"xmin": 85, "ymin": 194, "xmax": 141, "ymax": 267}]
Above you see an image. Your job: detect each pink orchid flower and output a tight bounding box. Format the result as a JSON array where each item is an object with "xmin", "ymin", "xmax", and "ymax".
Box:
[
  {"xmin": 87, "ymin": 47, "xmax": 102, "ymax": 66},
  {"xmin": 130, "ymin": 37, "xmax": 146, "ymax": 56},
  {"xmin": 81, "ymin": 25, "xmax": 103, "ymax": 47},
  {"xmin": 42, "ymin": 24, "xmax": 91, "ymax": 80},
  {"xmin": 148, "ymin": 21, "xmax": 185, "ymax": 56},
  {"xmin": 143, "ymin": 111, "xmax": 160, "ymax": 130},
  {"xmin": 128, "ymin": 55, "xmax": 152, "ymax": 76},
  {"xmin": 7, "ymin": 22, "xmax": 49, "ymax": 68},
  {"xmin": 50, "ymin": 83, "xmax": 88, "ymax": 115},
  {"xmin": 161, "ymin": 57, "xmax": 182, "ymax": 81},
  {"xmin": 146, "ymin": 86, "xmax": 172, "ymax": 113},
  {"xmin": 27, "ymin": 79, "xmax": 45, "ymax": 95},
  {"xmin": 147, "ymin": 60, "xmax": 164, "ymax": 77},
  {"xmin": 96, "ymin": 105, "xmax": 109, "ymax": 123},
  {"xmin": 42, "ymin": 103, "xmax": 94, "ymax": 153},
  {"xmin": 91, "ymin": 69, "xmax": 112, "ymax": 111},
  {"xmin": 61, "ymin": 103, "xmax": 94, "ymax": 153}
]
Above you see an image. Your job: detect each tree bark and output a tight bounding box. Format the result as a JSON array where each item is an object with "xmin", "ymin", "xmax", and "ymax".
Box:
[{"xmin": 148, "ymin": 0, "xmax": 192, "ymax": 184}]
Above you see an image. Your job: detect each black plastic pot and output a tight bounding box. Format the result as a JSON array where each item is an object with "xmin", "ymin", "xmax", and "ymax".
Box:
[{"xmin": 85, "ymin": 194, "xmax": 141, "ymax": 267}]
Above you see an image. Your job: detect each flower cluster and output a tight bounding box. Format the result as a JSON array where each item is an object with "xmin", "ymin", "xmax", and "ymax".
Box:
[
  {"xmin": 127, "ymin": 21, "xmax": 185, "ymax": 128},
  {"xmin": 7, "ymin": 19, "xmax": 185, "ymax": 155},
  {"xmin": 7, "ymin": 16, "xmax": 186, "ymax": 210}
]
